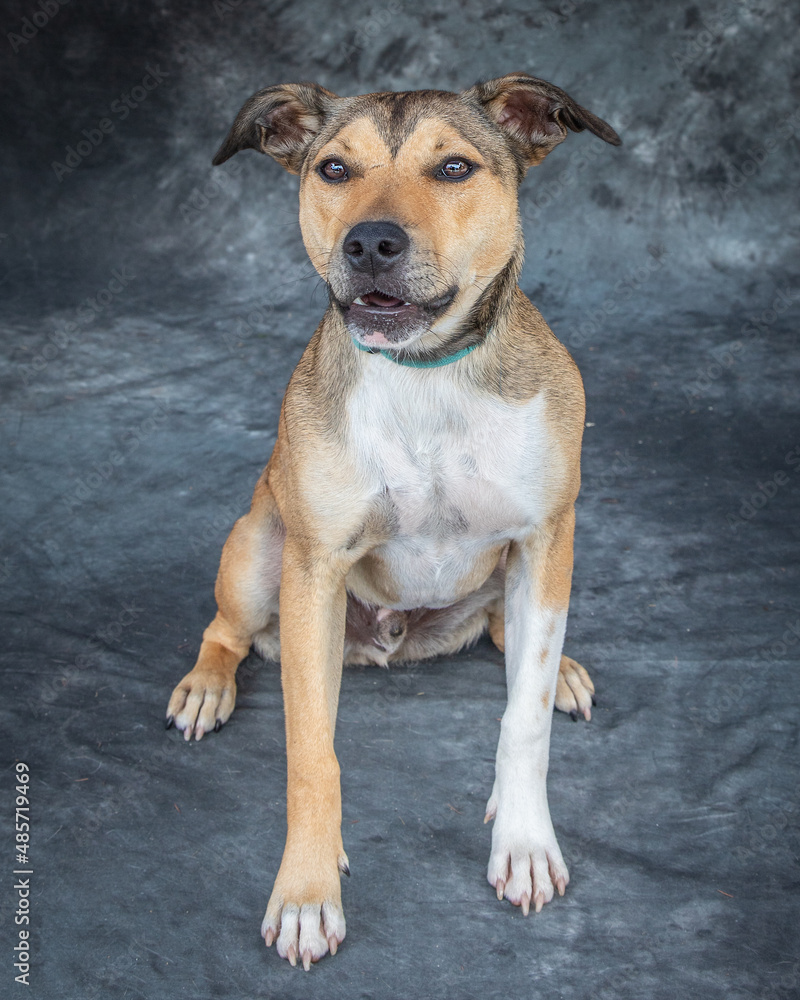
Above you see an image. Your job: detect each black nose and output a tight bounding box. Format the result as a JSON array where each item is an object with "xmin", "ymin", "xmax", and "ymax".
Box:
[{"xmin": 343, "ymin": 221, "xmax": 410, "ymax": 274}]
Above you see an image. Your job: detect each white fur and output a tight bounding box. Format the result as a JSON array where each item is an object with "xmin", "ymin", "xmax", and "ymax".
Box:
[
  {"xmin": 486, "ymin": 584, "xmax": 570, "ymax": 905},
  {"xmin": 346, "ymin": 357, "xmax": 562, "ymax": 608}
]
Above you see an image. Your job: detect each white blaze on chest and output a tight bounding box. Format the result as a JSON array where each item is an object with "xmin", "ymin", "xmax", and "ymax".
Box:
[{"xmin": 345, "ymin": 360, "xmax": 559, "ymax": 604}]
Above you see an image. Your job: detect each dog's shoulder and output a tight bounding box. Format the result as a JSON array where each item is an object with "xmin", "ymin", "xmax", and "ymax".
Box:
[{"xmin": 474, "ymin": 288, "xmax": 584, "ymax": 406}]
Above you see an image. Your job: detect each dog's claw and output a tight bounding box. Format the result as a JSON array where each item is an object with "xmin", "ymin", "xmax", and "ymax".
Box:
[
  {"xmin": 287, "ymin": 943, "xmax": 297, "ymax": 968},
  {"xmin": 302, "ymin": 949, "xmax": 312, "ymax": 971},
  {"xmin": 534, "ymin": 890, "xmax": 545, "ymax": 914},
  {"xmin": 555, "ymin": 876, "xmax": 567, "ymax": 897},
  {"xmin": 165, "ymin": 715, "xmax": 174, "ymax": 730},
  {"xmin": 166, "ymin": 669, "xmax": 237, "ymax": 746},
  {"xmin": 328, "ymin": 936, "xmax": 338, "ymax": 956},
  {"xmin": 264, "ymin": 927, "xmax": 274, "ymax": 947},
  {"xmin": 569, "ymin": 709, "xmax": 578, "ymax": 722},
  {"xmin": 338, "ymin": 858, "xmax": 350, "ymax": 877},
  {"xmin": 496, "ymin": 878, "xmax": 505, "ymax": 901},
  {"xmin": 591, "ymin": 694, "xmax": 597, "ymax": 706},
  {"xmin": 521, "ymin": 892, "xmax": 530, "ymax": 916}
]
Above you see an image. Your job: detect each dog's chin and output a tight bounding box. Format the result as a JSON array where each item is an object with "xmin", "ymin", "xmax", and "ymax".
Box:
[
  {"xmin": 344, "ymin": 300, "xmax": 428, "ymax": 350},
  {"xmin": 340, "ymin": 288, "xmax": 457, "ymax": 351}
]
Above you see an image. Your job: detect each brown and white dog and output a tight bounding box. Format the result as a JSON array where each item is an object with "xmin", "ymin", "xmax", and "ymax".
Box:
[{"xmin": 166, "ymin": 73, "xmax": 620, "ymax": 969}]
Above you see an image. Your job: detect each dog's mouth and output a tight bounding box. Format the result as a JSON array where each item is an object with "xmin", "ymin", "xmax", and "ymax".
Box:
[
  {"xmin": 350, "ymin": 290, "xmax": 414, "ymax": 314},
  {"xmin": 341, "ymin": 286, "xmax": 458, "ymax": 348}
]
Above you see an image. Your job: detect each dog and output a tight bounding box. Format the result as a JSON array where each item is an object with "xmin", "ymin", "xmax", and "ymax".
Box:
[{"xmin": 166, "ymin": 72, "xmax": 620, "ymax": 969}]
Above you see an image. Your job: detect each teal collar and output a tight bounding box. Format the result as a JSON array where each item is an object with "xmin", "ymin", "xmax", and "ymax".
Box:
[{"xmin": 352, "ymin": 338, "xmax": 479, "ymax": 368}]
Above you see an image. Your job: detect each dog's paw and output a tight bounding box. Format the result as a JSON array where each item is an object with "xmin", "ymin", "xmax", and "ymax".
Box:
[
  {"xmin": 555, "ymin": 655, "xmax": 595, "ymax": 721},
  {"xmin": 261, "ymin": 852, "xmax": 348, "ymax": 969},
  {"xmin": 485, "ymin": 801, "xmax": 569, "ymax": 914},
  {"xmin": 165, "ymin": 668, "xmax": 236, "ymax": 741}
]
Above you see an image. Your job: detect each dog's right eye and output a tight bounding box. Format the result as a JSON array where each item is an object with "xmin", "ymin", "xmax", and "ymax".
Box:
[{"xmin": 319, "ymin": 159, "xmax": 349, "ymax": 182}]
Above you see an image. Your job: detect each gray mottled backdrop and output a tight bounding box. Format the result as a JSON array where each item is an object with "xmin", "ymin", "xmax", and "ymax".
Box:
[{"xmin": 1, "ymin": 2, "xmax": 798, "ymax": 998}]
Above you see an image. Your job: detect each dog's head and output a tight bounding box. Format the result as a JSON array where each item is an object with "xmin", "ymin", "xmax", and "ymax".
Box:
[{"xmin": 213, "ymin": 74, "xmax": 620, "ymax": 353}]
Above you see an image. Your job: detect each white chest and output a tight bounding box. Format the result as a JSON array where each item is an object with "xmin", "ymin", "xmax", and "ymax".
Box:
[{"xmin": 346, "ymin": 361, "xmax": 560, "ymax": 560}]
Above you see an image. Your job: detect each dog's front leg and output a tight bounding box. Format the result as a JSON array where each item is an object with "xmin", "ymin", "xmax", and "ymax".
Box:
[
  {"xmin": 485, "ymin": 508, "xmax": 575, "ymax": 914},
  {"xmin": 261, "ymin": 537, "xmax": 349, "ymax": 968}
]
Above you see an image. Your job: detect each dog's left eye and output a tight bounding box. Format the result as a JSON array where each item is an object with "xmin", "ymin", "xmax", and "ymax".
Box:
[
  {"xmin": 437, "ymin": 159, "xmax": 473, "ymax": 180},
  {"xmin": 319, "ymin": 159, "xmax": 349, "ymax": 182}
]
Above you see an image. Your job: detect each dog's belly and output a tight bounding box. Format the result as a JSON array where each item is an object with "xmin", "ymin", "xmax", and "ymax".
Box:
[
  {"xmin": 346, "ymin": 365, "xmax": 561, "ymax": 608},
  {"xmin": 356, "ymin": 534, "xmax": 503, "ymax": 608}
]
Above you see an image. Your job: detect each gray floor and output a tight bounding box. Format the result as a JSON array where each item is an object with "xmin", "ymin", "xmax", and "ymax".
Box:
[{"xmin": 2, "ymin": 2, "xmax": 799, "ymax": 998}]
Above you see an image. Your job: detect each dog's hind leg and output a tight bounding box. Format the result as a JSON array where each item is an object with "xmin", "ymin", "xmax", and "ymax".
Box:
[
  {"xmin": 488, "ymin": 602, "xmax": 506, "ymax": 653},
  {"xmin": 555, "ymin": 655, "xmax": 595, "ymax": 721},
  {"xmin": 166, "ymin": 473, "xmax": 284, "ymax": 740}
]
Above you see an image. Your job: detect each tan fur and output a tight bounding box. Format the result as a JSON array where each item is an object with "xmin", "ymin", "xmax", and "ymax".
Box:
[{"xmin": 168, "ymin": 72, "xmax": 620, "ymax": 966}]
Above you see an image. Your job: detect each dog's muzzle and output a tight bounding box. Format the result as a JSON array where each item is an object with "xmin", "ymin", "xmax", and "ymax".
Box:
[{"xmin": 335, "ymin": 220, "xmax": 455, "ymax": 349}]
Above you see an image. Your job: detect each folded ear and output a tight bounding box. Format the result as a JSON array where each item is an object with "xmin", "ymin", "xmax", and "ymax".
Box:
[
  {"xmin": 212, "ymin": 82, "xmax": 338, "ymax": 173},
  {"xmin": 464, "ymin": 72, "xmax": 620, "ymax": 170}
]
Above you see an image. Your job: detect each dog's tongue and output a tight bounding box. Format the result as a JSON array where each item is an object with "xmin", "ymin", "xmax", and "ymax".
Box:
[
  {"xmin": 361, "ymin": 331, "xmax": 395, "ymax": 347},
  {"xmin": 362, "ymin": 291, "xmax": 404, "ymax": 308}
]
